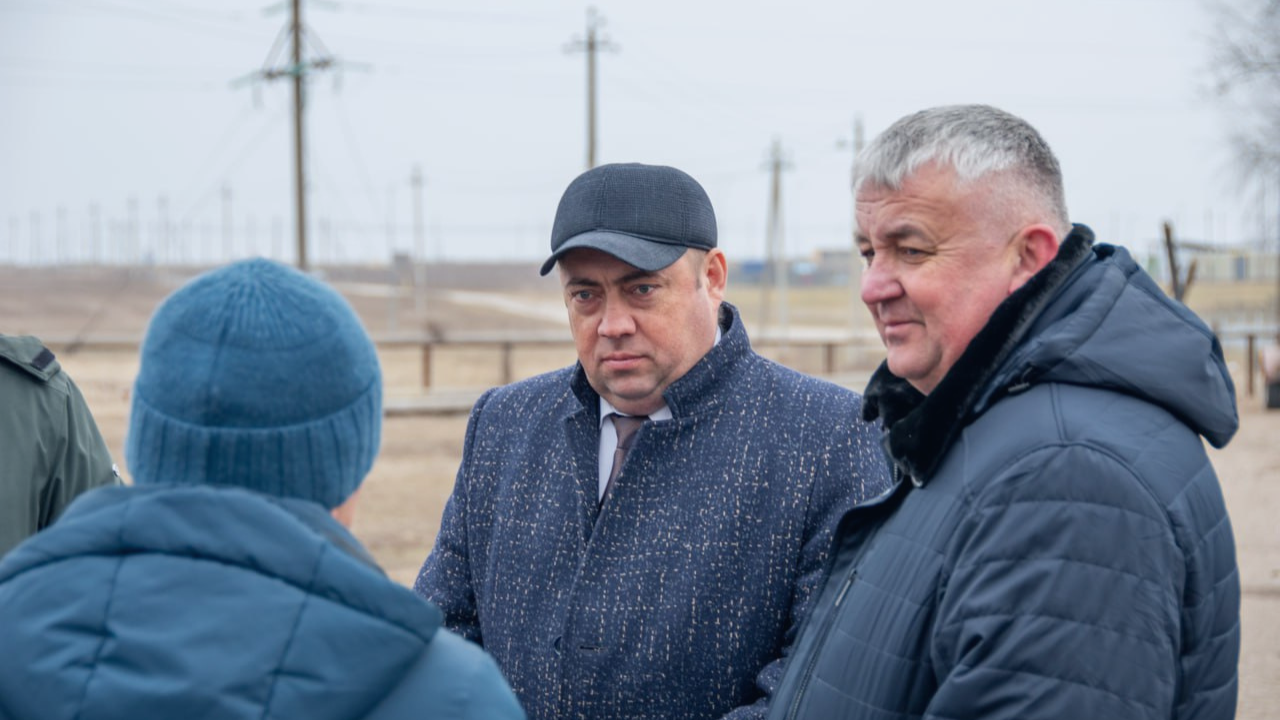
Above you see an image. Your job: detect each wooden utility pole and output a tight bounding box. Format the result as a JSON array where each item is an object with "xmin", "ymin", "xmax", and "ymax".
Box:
[
  {"xmin": 237, "ymin": 0, "xmax": 339, "ymax": 271},
  {"xmin": 290, "ymin": 0, "xmax": 307, "ymax": 270},
  {"xmin": 760, "ymin": 137, "xmax": 792, "ymax": 340},
  {"xmin": 566, "ymin": 7, "xmax": 616, "ymax": 169}
]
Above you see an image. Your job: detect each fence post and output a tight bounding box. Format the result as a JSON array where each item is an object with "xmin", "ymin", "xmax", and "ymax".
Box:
[
  {"xmin": 824, "ymin": 342, "xmax": 836, "ymax": 375},
  {"xmin": 421, "ymin": 341, "xmax": 432, "ymax": 391},
  {"xmin": 501, "ymin": 342, "xmax": 514, "ymax": 385},
  {"xmin": 1247, "ymin": 334, "xmax": 1256, "ymax": 399}
]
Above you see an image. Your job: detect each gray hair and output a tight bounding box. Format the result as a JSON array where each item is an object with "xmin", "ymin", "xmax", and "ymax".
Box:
[{"xmin": 853, "ymin": 104, "xmax": 1070, "ymax": 229}]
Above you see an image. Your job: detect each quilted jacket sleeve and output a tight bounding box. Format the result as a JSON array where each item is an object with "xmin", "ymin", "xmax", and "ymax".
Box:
[
  {"xmin": 412, "ymin": 389, "xmax": 495, "ymax": 645},
  {"xmin": 369, "ymin": 630, "xmax": 526, "ymax": 720},
  {"xmin": 927, "ymin": 443, "xmax": 1183, "ymax": 720}
]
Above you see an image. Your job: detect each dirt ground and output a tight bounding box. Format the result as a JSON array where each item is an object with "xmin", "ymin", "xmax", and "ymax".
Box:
[{"xmin": 6, "ymin": 264, "xmax": 1279, "ymax": 718}]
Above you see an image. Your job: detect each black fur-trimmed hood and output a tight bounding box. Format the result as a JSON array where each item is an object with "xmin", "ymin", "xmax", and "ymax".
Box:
[{"xmin": 862, "ymin": 224, "xmax": 1238, "ymax": 485}]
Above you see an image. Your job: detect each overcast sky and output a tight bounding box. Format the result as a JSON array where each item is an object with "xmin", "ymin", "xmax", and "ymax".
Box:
[{"xmin": 0, "ymin": 0, "xmax": 1269, "ymax": 266}]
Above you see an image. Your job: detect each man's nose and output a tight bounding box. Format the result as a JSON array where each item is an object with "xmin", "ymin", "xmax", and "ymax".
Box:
[
  {"xmin": 598, "ymin": 300, "xmax": 636, "ymax": 338},
  {"xmin": 860, "ymin": 258, "xmax": 902, "ymax": 307}
]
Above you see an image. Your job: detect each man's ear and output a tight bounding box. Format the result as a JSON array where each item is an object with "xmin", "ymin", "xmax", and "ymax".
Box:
[
  {"xmin": 1008, "ymin": 224, "xmax": 1061, "ymax": 294},
  {"xmin": 704, "ymin": 248, "xmax": 728, "ymax": 301}
]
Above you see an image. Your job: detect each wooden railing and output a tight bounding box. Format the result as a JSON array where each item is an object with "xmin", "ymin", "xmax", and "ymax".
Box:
[
  {"xmin": 41, "ymin": 326, "xmax": 1280, "ymax": 398},
  {"xmin": 368, "ymin": 331, "xmax": 883, "ymax": 389}
]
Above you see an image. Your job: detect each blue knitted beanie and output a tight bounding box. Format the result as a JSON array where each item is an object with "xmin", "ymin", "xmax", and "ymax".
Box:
[{"xmin": 126, "ymin": 258, "xmax": 381, "ymax": 509}]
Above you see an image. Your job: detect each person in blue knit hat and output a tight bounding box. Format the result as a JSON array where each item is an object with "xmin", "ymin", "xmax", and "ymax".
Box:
[{"xmin": 0, "ymin": 258, "xmax": 525, "ymax": 720}]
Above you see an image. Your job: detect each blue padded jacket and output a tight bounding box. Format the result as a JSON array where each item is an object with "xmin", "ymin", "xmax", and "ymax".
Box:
[
  {"xmin": 768, "ymin": 227, "xmax": 1240, "ymax": 720},
  {"xmin": 0, "ymin": 484, "xmax": 525, "ymax": 720}
]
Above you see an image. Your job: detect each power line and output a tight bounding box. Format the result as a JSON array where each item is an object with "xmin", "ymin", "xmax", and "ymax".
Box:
[
  {"xmin": 0, "ymin": 68, "xmax": 224, "ymax": 91},
  {"xmin": 330, "ymin": 93, "xmax": 384, "ymax": 221},
  {"xmin": 177, "ymin": 105, "xmax": 289, "ymax": 221},
  {"xmin": 0, "ymin": 55, "xmax": 242, "ymax": 77},
  {"xmin": 172, "ymin": 103, "xmax": 263, "ymax": 216},
  {"xmin": 31, "ymin": 0, "xmax": 265, "ymax": 42}
]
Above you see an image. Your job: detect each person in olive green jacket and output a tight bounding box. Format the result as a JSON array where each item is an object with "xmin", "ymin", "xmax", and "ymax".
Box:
[{"xmin": 0, "ymin": 334, "xmax": 118, "ymax": 556}]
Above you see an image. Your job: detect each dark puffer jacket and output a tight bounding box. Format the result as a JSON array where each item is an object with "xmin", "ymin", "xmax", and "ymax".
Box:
[
  {"xmin": 768, "ymin": 226, "xmax": 1240, "ymax": 720},
  {"xmin": 0, "ymin": 484, "xmax": 525, "ymax": 720}
]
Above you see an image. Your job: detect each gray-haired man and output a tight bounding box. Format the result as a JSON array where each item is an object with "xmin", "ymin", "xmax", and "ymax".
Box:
[{"xmin": 767, "ymin": 105, "xmax": 1239, "ymax": 720}]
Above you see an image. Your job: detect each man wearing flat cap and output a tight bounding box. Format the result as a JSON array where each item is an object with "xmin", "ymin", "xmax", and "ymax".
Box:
[{"xmin": 414, "ymin": 162, "xmax": 890, "ymax": 719}]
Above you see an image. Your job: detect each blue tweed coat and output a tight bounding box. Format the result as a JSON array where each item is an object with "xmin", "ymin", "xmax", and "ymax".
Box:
[
  {"xmin": 768, "ymin": 228, "xmax": 1240, "ymax": 720},
  {"xmin": 414, "ymin": 303, "xmax": 890, "ymax": 720}
]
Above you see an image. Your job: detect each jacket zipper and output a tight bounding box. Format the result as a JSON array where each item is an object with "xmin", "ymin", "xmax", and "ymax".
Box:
[
  {"xmin": 783, "ymin": 469, "xmax": 907, "ymax": 720},
  {"xmin": 784, "ymin": 566, "xmax": 858, "ymax": 720}
]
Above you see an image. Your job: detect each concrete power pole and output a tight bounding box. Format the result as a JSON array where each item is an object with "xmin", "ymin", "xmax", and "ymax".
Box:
[
  {"xmin": 55, "ymin": 206, "xmax": 67, "ymax": 265},
  {"xmin": 411, "ymin": 164, "xmax": 428, "ymax": 316},
  {"xmin": 29, "ymin": 211, "xmax": 40, "ymax": 266},
  {"xmin": 88, "ymin": 204, "xmax": 101, "ymax": 264},
  {"xmin": 849, "ymin": 115, "xmax": 865, "ymax": 336},
  {"xmin": 566, "ymin": 7, "xmax": 616, "ymax": 169},
  {"xmin": 127, "ymin": 196, "xmax": 139, "ymax": 266},
  {"xmin": 760, "ymin": 137, "xmax": 792, "ymax": 342},
  {"xmin": 157, "ymin": 196, "xmax": 170, "ymax": 266}
]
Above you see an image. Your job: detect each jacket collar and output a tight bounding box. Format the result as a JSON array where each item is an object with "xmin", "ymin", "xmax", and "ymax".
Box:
[
  {"xmin": 570, "ymin": 302, "xmax": 751, "ymax": 418},
  {"xmin": 862, "ymin": 225, "xmax": 1096, "ymax": 486}
]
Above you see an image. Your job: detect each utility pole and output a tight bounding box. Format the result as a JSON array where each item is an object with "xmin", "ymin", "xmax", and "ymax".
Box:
[
  {"xmin": 89, "ymin": 204, "xmax": 101, "ymax": 265},
  {"xmin": 237, "ymin": 0, "xmax": 340, "ymax": 271},
  {"xmin": 290, "ymin": 0, "xmax": 306, "ymax": 269},
  {"xmin": 566, "ymin": 7, "xmax": 616, "ymax": 169},
  {"xmin": 385, "ymin": 184, "xmax": 396, "ymax": 257},
  {"xmin": 848, "ymin": 115, "xmax": 864, "ymax": 335},
  {"xmin": 760, "ymin": 137, "xmax": 792, "ymax": 343},
  {"xmin": 55, "ymin": 205, "xmax": 68, "ymax": 265},
  {"xmin": 29, "ymin": 211, "xmax": 41, "ymax": 265},
  {"xmin": 157, "ymin": 196, "xmax": 170, "ymax": 266},
  {"xmin": 9, "ymin": 217, "xmax": 20, "ymax": 266},
  {"xmin": 127, "ymin": 195, "xmax": 140, "ymax": 266},
  {"xmin": 411, "ymin": 164, "xmax": 428, "ymax": 316}
]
